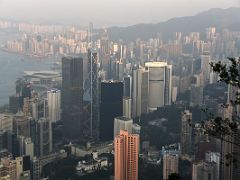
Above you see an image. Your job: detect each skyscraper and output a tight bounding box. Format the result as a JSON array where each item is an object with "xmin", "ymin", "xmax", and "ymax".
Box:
[
  {"xmin": 15, "ymin": 79, "xmax": 31, "ymax": 109},
  {"xmin": 221, "ymin": 127, "xmax": 240, "ymax": 180},
  {"xmin": 100, "ymin": 29, "xmax": 110, "ymax": 56},
  {"xmin": 114, "ymin": 130, "xmax": 139, "ymax": 180},
  {"xmin": 123, "ymin": 97, "xmax": 131, "ymax": 119},
  {"xmin": 24, "ymin": 138, "xmax": 34, "ymax": 160},
  {"xmin": 83, "ymin": 49, "xmax": 100, "ymax": 139},
  {"xmin": 192, "ymin": 161, "xmax": 218, "ymax": 180},
  {"xmin": 47, "ymin": 89, "xmax": 61, "ymax": 123},
  {"xmin": 145, "ymin": 61, "xmax": 172, "ymax": 111},
  {"xmin": 200, "ymin": 52, "xmax": 211, "ymax": 84},
  {"xmin": 123, "ymin": 75, "xmax": 132, "ymax": 98},
  {"xmin": 100, "ymin": 29, "xmax": 110, "ymax": 74},
  {"xmin": 62, "ymin": 56, "xmax": 84, "ymax": 139},
  {"xmin": 181, "ymin": 110, "xmax": 192, "ymax": 156},
  {"xmin": 205, "ymin": 151, "xmax": 220, "ymax": 180},
  {"xmin": 35, "ymin": 118, "xmax": 52, "ymax": 157},
  {"xmin": 9, "ymin": 95, "xmax": 20, "ymax": 114},
  {"xmin": 114, "ymin": 60, "xmax": 124, "ymax": 81},
  {"xmin": 132, "ymin": 67, "xmax": 149, "ymax": 118},
  {"xmin": 114, "ymin": 116, "xmax": 133, "ymax": 138},
  {"xmin": 163, "ymin": 153, "xmax": 179, "ymax": 180},
  {"xmin": 31, "ymin": 97, "xmax": 48, "ymax": 121},
  {"xmin": 100, "ymin": 81, "xmax": 123, "ymax": 141},
  {"xmin": 13, "ymin": 111, "xmax": 30, "ymax": 138},
  {"xmin": 0, "ymin": 114, "xmax": 13, "ymax": 132}
]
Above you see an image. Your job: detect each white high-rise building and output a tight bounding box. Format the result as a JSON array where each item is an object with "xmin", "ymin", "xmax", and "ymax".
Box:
[
  {"xmin": 24, "ymin": 138, "xmax": 34, "ymax": 160},
  {"xmin": 132, "ymin": 67, "xmax": 149, "ymax": 118},
  {"xmin": 114, "ymin": 116, "xmax": 133, "ymax": 138},
  {"xmin": 47, "ymin": 89, "xmax": 61, "ymax": 123},
  {"xmin": 145, "ymin": 62, "xmax": 172, "ymax": 111}
]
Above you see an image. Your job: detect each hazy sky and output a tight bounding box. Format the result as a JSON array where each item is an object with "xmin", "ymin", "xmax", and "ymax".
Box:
[{"xmin": 0, "ymin": 0, "xmax": 239, "ymax": 27}]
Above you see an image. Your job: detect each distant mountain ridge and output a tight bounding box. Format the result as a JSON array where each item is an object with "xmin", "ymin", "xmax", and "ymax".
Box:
[{"xmin": 106, "ymin": 7, "xmax": 240, "ymax": 42}]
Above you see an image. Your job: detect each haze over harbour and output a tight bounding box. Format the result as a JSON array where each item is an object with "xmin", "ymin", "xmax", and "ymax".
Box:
[{"xmin": 0, "ymin": 32, "xmax": 55, "ymax": 105}]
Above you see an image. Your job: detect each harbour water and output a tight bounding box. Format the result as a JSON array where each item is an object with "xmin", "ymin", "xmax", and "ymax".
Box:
[{"xmin": 0, "ymin": 50, "xmax": 56, "ymax": 105}]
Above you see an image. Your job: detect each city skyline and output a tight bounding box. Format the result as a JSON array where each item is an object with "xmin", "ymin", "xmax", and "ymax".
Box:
[
  {"xmin": 0, "ymin": 0, "xmax": 239, "ymax": 27},
  {"xmin": 0, "ymin": 1, "xmax": 239, "ymax": 179}
]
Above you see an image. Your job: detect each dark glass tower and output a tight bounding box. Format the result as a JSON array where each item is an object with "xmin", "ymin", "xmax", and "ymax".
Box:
[
  {"xmin": 123, "ymin": 75, "xmax": 132, "ymax": 98},
  {"xmin": 100, "ymin": 81, "xmax": 123, "ymax": 141},
  {"xmin": 62, "ymin": 56, "xmax": 84, "ymax": 139},
  {"xmin": 15, "ymin": 79, "xmax": 31, "ymax": 108}
]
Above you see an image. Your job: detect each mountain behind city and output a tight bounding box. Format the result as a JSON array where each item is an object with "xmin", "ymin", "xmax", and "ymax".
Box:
[{"xmin": 106, "ymin": 7, "xmax": 240, "ymax": 42}]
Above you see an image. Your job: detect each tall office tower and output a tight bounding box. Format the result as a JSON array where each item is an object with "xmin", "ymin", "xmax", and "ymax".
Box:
[
  {"xmin": 205, "ymin": 151, "xmax": 220, "ymax": 180},
  {"xmin": 100, "ymin": 29, "xmax": 110, "ymax": 72},
  {"xmin": 35, "ymin": 118, "xmax": 52, "ymax": 157},
  {"xmin": 114, "ymin": 116, "xmax": 133, "ymax": 138},
  {"xmin": 227, "ymin": 84, "xmax": 240, "ymax": 115},
  {"xmin": 225, "ymin": 85, "xmax": 240, "ymax": 180},
  {"xmin": 15, "ymin": 79, "xmax": 31, "ymax": 109},
  {"xmin": 9, "ymin": 96, "xmax": 20, "ymax": 114},
  {"xmin": 32, "ymin": 157, "xmax": 40, "ymax": 180},
  {"xmin": 86, "ymin": 49, "xmax": 100, "ymax": 138},
  {"xmin": 163, "ymin": 153, "xmax": 179, "ymax": 180},
  {"xmin": 100, "ymin": 81, "xmax": 123, "ymax": 141},
  {"xmin": 31, "ymin": 97, "xmax": 48, "ymax": 121},
  {"xmin": 192, "ymin": 161, "xmax": 218, "ymax": 180},
  {"xmin": 209, "ymin": 63, "xmax": 218, "ymax": 84},
  {"xmin": 0, "ymin": 114, "xmax": 13, "ymax": 132},
  {"xmin": 145, "ymin": 62, "xmax": 172, "ymax": 111},
  {"xmin": 47, "ymin": 89, "xmax": 61, "ymax": 123},
  {"xmin": 24, "ymin": 138, "xmax": 34, "ymax": 160},
  {"xmin": 16, "ymin": 157, "xmax": 23, "ymax": 180},
  {"xmin": 200, "ymin": 52, "xmax": 211, "ymax": 84},
  {"xmin": 100, "ymin": 29, "xmax": 110, "ymax": 56},
  {"xmin": 115, "ymin": 61, "xmax": 124, "ymax": 81},
  {"xmin": 23, "ymin": 97, "xmax": 30, "ymax": 116},
  {"xmin": 13, "ymin": 112, "xmax": 30, "ymax": 138},
  {"xmin": 221, "ymin": 127, "xmax": 240, "ymax": 180},
  {"xmin": 123, "ymin": 97, "xmax": 132, "ymax": 119},
  {"xmin": 114, "ymin": 130, "xmax": 139, "ymax": 180},
  {"xmin": 132, "ymin": 67, "xmax": 149, "ymax": 118},
  {"xmin": 172, "ymin": 86, "xmax": 178, "ymax": 103},
  {"xmin": 123, "ymin": 75, "xmax": 132, "ymax": 98},
  {"xmin": 119, "ymin": 42, "xmax": 125, "ymax": 60},
  {"xmin": 87, "ymin": 22, "xmax": 93, "ymax": 48},
  {"xmin": 3, "ymin": 132, "xmax": 19, "ymax": 157},
  {"xmin": 62, "ymin": 56, "xmax": 83, "ymax": 139},
  {"xmin": 107, "ymin": 55, "xmax": 115, "ymax": 79},
  {"xmin": 22, "ymin": 156, "xmax": 31, "ymax": 175},
  {"xmin": 181, "ymin": 110, "xmax": 192, "ymax": 156},
  {"xmin": 18, "ymin": 136, "xmax": 26, "ymax": 156},
  {"xmin": 190, "ymin": 75, "xmax": 203, "ymax": 107}
]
